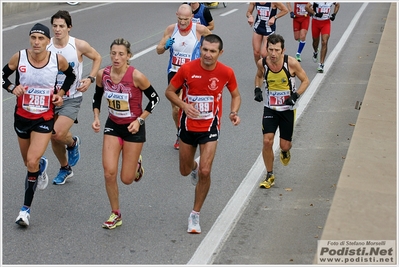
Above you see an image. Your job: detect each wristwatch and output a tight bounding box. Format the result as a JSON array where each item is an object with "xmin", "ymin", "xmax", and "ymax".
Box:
[
  {"xmin": 137, "ymin": 117, "xmax": 145, "ymax": 126},
  {"xmin": 7, "ymin": 84, "xmax": 16, "ymax": 93},
  {"xmin": 87, "ymin": 76, "xmax": 95, "ymax": 83}
]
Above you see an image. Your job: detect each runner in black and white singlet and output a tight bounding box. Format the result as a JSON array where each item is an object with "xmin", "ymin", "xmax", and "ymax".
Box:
[
  {"xmin": 2, "ymin": 23, "xmax": 76, "ymax": 227},
  {"xmin": 246, "ymin": 2, "xmax": 288, "ymax": 64}
]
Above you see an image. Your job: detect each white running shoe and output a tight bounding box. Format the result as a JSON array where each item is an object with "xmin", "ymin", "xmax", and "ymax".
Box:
[
  {"xmin": 15, "ymin": 209, "xmax": 30, "ymax": 226},
  {"xmin": 190, "ymin": 158, "xmax": 199, "ymax": 186},
  {"xmin": 187, "ymin": 212, "xmax": 201, "ymax": 234},
  {"xmin": 37, "ymin": 156, "xmax": 48, "ymax": 190},
  {"xmin": 312, "ymin": 49, "xmax": 319, "ymax": 63}
]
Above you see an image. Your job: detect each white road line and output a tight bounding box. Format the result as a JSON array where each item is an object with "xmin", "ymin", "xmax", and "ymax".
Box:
[
  {"xmin": 2, "ymin": 3, "xmax": 112, "ymax": 32},
  {"xmin": 187, "ymin": 3, "xmax": 369, "ymax": 265},
  {"xmin": 131, "ymin": 45, "xmax": 156, "ymax": 60},
  {"xmin": 220, "ymin": 9, "xmax": 238, "ymax": 16}
]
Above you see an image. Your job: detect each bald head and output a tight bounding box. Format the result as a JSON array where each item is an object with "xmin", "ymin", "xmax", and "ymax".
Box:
[{"xmin": 177, "ymin": 4, "xmax": 192, "ymax": 16}]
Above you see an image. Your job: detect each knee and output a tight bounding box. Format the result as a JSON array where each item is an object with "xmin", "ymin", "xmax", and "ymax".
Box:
[
  {"xmin": 199, "ymin": 166, "xmax": 211, "ymax": 179},
  {"xmin": 51, "ymin": 130, "xmax": 64, "ymax": 143},
  {"xmin": 280, "ymin": 142, "xmax": 292, "ymax": 152},
  {"xmin": 263, "ymin": 137, "xmax": 274, "ymax": 149},
  {"xmin": 26, "ymin": 157, "xmax": 40, "ymax": 172},
  {"xmin": 180, "ymin": 165, "xmax": 191, "ymax": 176},
  {"xmin": 120, "ymin": 176, "xmax": 133, "ymax": 185},
  {"xmin": 104, "ymin": 170, "xmax": 117, "ymax": 184},
  {"xmin": 118, "ymin": 169, "xmax": 134, "ymax": 185}
]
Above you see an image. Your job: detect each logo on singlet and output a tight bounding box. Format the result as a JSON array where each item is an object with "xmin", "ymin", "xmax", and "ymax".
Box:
[{"xmin": 19, "ymin": 65, "xmax": 27, "ymax": 73}]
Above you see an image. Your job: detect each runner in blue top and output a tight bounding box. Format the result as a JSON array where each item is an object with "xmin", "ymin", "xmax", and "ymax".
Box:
[{"xmin": 246, "ymin": 2, "xmax": 288, "ymax": 64}]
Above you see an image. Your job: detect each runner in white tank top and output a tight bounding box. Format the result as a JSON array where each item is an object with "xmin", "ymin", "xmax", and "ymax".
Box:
[
  {"xmin": 156, "ymin": 4, "xmax": 212, "ymax": 150},
  {"xmin": 47, "ymin": 10, "xmax": 102, "ymax": 186}
]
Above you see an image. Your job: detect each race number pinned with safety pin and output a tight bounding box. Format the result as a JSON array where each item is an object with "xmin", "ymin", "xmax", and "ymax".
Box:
[
  {"xmin": 187, "ymin": 95, "xmax": 214, "ymax": 120},
  {"xmin": 105, "ymin": 91, "xmax": 131, "ymax": 118},
  {"xmin": 22, "ymin": 87, "xmax": 51, "ymax": 114},
  {"xmin": 257, "ymin": 6, "xmax": 271, "ymax": 20},
  {"xmin": 171, "ymin": 51, "xmax": 191, "ymax": 71},
  {"xmin": 268, "ymin": 90, "xmax": 290, "ymax": 106}
]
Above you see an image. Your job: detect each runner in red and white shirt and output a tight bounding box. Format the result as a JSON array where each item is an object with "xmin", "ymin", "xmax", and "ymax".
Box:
[
  {"xmin": 165, "ymin": 34, "xmax": 241, "ymax": 234},
  {"xmin": 306, "ymin": 2, "xmax": 340, "ymax": 73},
  {"xmin": 286, "ymin": 2, "xmax": 310, "ymax": 62}
]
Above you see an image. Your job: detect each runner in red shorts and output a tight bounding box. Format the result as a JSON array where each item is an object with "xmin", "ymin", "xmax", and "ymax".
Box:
[
  {"xmin": 286, "ymin": 2, "xmax": 310, "ymax": 62},
  {"xmin": 306, "ymin": 2, "xmax": 340, "ymax": 73}
]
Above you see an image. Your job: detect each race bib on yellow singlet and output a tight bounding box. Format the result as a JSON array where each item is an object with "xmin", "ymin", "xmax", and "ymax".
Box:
[
  {"xmin": 22, "ymin": 87, "xmax": 51, "ymax": 114},
  {"xmin": 268, "ymin": 90, "xmax": 290, "ymax": 106},
  {"xmin": 188, "ymin": 95, "xmax": 214, "ymax": 120},
  {"xmin": 105, "ymin": 92, "xmax": 131, "ymax": 118},
  {"xmin": 172, "ymin": 51, "xmax": 191, "ymax": 71}
]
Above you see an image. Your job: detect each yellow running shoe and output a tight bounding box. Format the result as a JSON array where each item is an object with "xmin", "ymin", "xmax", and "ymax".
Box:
[
  {"xmin": 280, "ymin": 150, "xmax": 291, "ymax": 166},
  {"xmin": 102, "ymin": 212, "xmax": 122, "ymax": 229},
  {"xmin": 259, "ymin": 174, "xmax": 275, "ymax": 189}
]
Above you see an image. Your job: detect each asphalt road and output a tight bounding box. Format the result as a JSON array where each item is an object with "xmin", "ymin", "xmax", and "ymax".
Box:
[{"xmin": 2, "ymin": 2, "xmax": 389, "ymax": 265}]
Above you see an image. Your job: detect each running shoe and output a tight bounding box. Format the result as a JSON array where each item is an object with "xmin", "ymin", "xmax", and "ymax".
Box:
[
  {"xmin": 67, "ymin": 136, "xmax": 81, "ymax": 167},
  {"xmin": 187, "ymin": 212, "xmax": 201, "ymax": 234},
  {"xmin": 174, "ymin": 137, "xmax": 180, "ymax": 150},
  {"xmin": 15, "ymin": 207, "xmax": 30, "ymax": 226},
  {"xmin": 37, "ymin": 156, "xmax": 49, "ymax": 190},
  {"xmin": 280, "ymin": 150, "xmax": 291, "ymax": 166},
  {"xmin": 259, "ymin": 173, "xmax": 275, "ymax": 189},
  {"xmin": 191, "ymin": 158, "xmax": 199, "ymax": 186},
  {"xmin": 52, "ymin": 167, "xmax": 73, "ymax": 185},
  {"xmin": 295, "ymin": 53, "xmax": 302, "ymax": 62},
  {"xmin": 135, "ymin": 155, "xmax": 144, "ymax": 182},
  {"xmin": 312, "ymin": 50, "xmax": 319, "ymax": 63},
  {"xmin": 317, "ymin": 63, "xmax": 324, "ymax": 73},
  {"xmin": 102, "ymin": 212, "xmax": 122, "ymax": 229}
]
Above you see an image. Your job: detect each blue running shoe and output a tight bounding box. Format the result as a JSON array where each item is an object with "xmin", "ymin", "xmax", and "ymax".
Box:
[
  {"xmin": 37, "ymin": 156, "xmax": 49, "ymax": 190},
  {"xmin": 67, "ymin": 136, "xmax": 81, "ymax": 167},
  {"xmin": 53, "ymin": 168, "xmax": 74, "ymax": 185}
]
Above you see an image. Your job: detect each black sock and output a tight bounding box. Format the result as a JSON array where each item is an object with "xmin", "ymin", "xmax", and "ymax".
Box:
[
  {"xmin": 61, "ymin": 165, "xmax": 71, "ymax": 171},
  {"xmin": 24, "ymin": 171, "xmax": 39, "ymax": 207}
]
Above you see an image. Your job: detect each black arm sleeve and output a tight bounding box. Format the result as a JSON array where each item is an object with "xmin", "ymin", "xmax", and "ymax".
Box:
[
  {"xmin": 143, "ymin": 85, "xmax": 160, "ymax": 113},
  {"xmin": 92, "ymin": 85, "xmax": 104, "ymax": 111},
  {"xmin": 2, "ymin": 64, "xmax": 14, "ymax": 91},
  {"xmin": 60, "ymin": 64, "xmax": 76, "ymax": 94}
]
